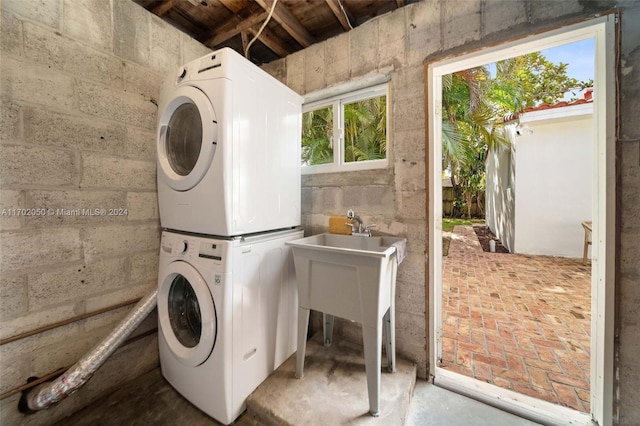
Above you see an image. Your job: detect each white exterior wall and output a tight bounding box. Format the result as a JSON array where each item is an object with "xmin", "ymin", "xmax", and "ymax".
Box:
[
  {"xmin": 486, "ymin": 126, "xmax": 516, "ymax": 252},
  {"xmin": 513, "ymin": 104, "xmax": 593, "ymax": 258}
]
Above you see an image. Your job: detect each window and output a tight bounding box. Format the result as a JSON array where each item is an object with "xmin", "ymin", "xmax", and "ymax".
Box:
[{"xmin": 301, "ymin": 84, "xmax": 388, "ymax": 174}]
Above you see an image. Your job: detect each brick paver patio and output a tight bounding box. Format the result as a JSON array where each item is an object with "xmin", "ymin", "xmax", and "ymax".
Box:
[{"xmin": 441, "ymin": 225, "xmax": 592, "ymax": 412}]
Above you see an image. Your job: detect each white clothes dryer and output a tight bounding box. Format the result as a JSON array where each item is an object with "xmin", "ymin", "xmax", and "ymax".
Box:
[
  {"xmin": 157, "ymin": 228, "xmax": 301, "ymax": 425},
  {"xmin": 156, "ymin": 48, "xmax": 303, "ymax": 237}
]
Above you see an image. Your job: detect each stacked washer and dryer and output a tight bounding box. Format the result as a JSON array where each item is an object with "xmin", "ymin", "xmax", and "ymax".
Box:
[{"xmin": 155, "ymin": 48, "xmax": 303, "ymax": 425}]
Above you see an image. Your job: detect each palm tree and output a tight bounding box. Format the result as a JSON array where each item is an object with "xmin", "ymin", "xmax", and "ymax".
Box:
[
  {"xmin": 343, "ymin": 96, "xmax": 387, "ymax": 162},
  {"xmin": 301, "ymin": 106, "xmax": 333, "ymax": 165}
]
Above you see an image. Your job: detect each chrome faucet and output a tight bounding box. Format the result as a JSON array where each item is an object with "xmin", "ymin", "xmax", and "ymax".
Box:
[{"xmin": 346, "ymin": 209, "xmax": 376, "ymax": 237}]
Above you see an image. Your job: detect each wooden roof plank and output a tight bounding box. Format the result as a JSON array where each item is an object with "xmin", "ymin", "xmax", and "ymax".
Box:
[
  {"xmin": 205, "ymin": 8, "xmax": 269, "ymax": 47},
  {"xmin": 324, "ymin": 0, "xmax": 353, "ymax": 31},
  {"xmin": 152, "ymin": 0, "xmax": 178, "ymax": 16},
  {"xmin": 254, "ymin": 0, "xmax": 315, "ymax": 47},
  {"xmin": 246, "ymin": 24, "xmax": 290, "ymax": 57}
]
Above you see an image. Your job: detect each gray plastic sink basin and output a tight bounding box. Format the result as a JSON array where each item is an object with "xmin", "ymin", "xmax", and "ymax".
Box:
[{"xmin": 286, "ymin": 233, "xmax": 406, "ymax": 261}]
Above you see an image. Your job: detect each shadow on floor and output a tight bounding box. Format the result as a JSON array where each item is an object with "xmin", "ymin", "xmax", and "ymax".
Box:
[{"xmin": 56, "ymin": 366, "xmax": 539, "ymax": 425}]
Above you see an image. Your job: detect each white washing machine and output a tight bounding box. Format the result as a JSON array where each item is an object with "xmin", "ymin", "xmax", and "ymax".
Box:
[
  {"xmin": 157, "ymin": 228, "xmax": 302, "ymax": 424},
  {"xmin": 156, "ymin": 47, "xmax": 303, "ymax": 237}
]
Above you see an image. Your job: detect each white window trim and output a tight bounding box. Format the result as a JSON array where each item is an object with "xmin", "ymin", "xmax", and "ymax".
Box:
[{"xmin": 301, "ymin": 83, "xmax": 389, "ymax": 175}]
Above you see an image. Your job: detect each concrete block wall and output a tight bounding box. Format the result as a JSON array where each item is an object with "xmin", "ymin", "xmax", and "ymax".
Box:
[
  {"xmin": 261, "ymin": 2, "xmax": 640, "ymax": 420},
  {"xmin": 0, "ymin": 0, "xmax": 210, "ymax": 423}
]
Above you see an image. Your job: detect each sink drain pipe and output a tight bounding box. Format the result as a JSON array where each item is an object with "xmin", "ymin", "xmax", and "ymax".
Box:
[{"xmin": 22, "ymin": 289, "xmax": 158, "ymax": 412}]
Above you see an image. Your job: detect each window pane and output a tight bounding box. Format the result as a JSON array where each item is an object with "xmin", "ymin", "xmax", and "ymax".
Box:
[
  {"xmin": 301, "ymin": 106, "xmax": 333, "ymax": 165},
  {"xmin": 343, "ymin": 95, "xmax": 387, "ymax": 163}
]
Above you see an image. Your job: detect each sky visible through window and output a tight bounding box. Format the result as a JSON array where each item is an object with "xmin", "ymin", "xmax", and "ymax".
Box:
[{"xmin": 486, "ymin": 38, "xmax": 596, "ymax": 102}]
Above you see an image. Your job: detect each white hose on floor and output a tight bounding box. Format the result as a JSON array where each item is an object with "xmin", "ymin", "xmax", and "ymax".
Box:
[{"xmin": 25, "ymin": 289, "xmax": 158, "ymax": 411}]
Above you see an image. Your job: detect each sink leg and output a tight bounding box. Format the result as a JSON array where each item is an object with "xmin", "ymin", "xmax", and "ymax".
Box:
[
  {"xmin": 362, "ymin": 324, "xmax": 382, "ymax": 417},
  {"xmin": 323, "ymin": 313, "xmax": 334, "ymax": 347},
  {"xmin": 296, "ymin": 307, "xmax": 310, "ymax": 379},
  {"xmin": 383, "ymin": 308, "xmax": 396, "ymax": 373}
]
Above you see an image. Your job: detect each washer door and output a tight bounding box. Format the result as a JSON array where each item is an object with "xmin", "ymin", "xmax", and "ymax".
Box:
[
  {"xmin": 158, "ymin": 261, "xmax": 217, "ymax": 367},
  {"xmin": 157, "ymin": 85, "xmax": 218, "ymax": 191}
]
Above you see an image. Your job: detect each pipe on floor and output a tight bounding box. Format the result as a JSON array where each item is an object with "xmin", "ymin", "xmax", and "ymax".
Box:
[{"xmin": 22, "ymin": 290, "xmax": 158, "ymax": 412}]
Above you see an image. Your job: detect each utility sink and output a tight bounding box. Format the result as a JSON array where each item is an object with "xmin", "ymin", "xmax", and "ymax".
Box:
[{"xmin": 286, "ymin": 233, "xmax": 407, "ymax": 417}]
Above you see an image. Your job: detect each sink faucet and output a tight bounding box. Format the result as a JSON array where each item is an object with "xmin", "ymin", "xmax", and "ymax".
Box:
[{"xmin": 346, "ymin": 209, "xmax": 376, "ymax": 237}]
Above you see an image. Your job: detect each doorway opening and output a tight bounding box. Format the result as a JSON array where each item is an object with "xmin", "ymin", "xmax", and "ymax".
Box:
[{"xmin": 427, "ymin": 16, "xmax": 616, "ymax": 426}]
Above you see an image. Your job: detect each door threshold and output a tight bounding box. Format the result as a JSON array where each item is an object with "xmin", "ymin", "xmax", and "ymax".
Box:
[{"xmin": 434, "ymin": 368, "xmax": 595, "ymax": 426}]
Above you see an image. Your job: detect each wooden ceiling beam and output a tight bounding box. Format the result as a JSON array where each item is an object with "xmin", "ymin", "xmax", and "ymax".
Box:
[
  {"xmin": 204, "ymin": 5, "xmax": 268, "ymax": 47},
  {"xmin": 152, "ymin": 0, "xmax": 178, "ymax": 16},
  {"xmin": 395, "ymin": 0, "xmax": 406, "ymax": 7},
  {"xmin": 246, "ymin": 25, "xmax": 290, "ymax": 57},
  {"xmin": 324, "ymin": 0, "xmax": 354, "ymax": 31},
  {"xmin": 254, "ymin": 0, "xmax": 315, "ymax": 48}
]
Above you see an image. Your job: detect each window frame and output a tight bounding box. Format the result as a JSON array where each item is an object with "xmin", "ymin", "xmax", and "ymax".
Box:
[{"xmin": 301, "ymin": 83, "xmax": 389, "ymax": 174}]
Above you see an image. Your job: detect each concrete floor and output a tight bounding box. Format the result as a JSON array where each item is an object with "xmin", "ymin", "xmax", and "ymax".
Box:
[{"xmin": 57, "ymin": 334, "xmax": 539, "ymax": 426}]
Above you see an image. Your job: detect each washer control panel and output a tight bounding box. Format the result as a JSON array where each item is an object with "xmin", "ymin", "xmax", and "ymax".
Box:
[
  {"xmin": 198, "ymin": 241, "xmax": 222, "ymax": 261},
  {"xmin": 161, "ymin": 232, "xmax": 224, "ymax": 264}
]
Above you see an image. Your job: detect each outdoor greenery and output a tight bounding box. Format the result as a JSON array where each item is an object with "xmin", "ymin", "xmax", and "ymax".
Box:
[
  {"xmin": 302, "ymin": 95, "xmax": 387, "ymax": 166},
  {"xmin": 344, "ymin": 96, "xmax": 387, "ymax": 163},
  {"xmin": 442, "ymin": 52, "xmax": 593, "ymax": 218},
  {"xmin": 442, "ymin": 218, "xmax": 485, "ymax": 256},
  {"xmin": 301, "ymin": 106, "xmax": 333, "ymax": 166}
]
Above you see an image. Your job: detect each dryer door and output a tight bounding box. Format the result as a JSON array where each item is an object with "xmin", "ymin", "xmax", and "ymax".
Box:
[
  {"xmin": 157, "ymin": 85, "xmax": 218, "ymax": 191},
  {"xmin": 158, "ymin": 261, "xmax": 217, "ymax": 367}
]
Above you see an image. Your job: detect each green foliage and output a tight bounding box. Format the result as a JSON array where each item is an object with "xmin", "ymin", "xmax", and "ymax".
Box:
[
  {"xmin": 494, "ymin": 52, "xmax": 593, "ymax": 110},
  {"xmin": 301, "ymin": 106, "xmax": 333, "ymax": 165},
  {"xmin": 344, "ymin": 96, "xmax": 387, "ymax": 163},
  {"xmin": 301, "ymin": 95, "xmax": 387, "ymax": 166},
  {"xmin": 442, "ymin": 51, "xmax": 592, "ymax": 218}
]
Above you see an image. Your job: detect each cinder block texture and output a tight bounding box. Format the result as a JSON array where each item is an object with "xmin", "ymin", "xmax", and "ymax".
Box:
[
  {"xmin": 350, "ymin": 19, "xmax": 378, "ymax": 77},
  {"xmin": 529, "ymin": 0, "xmax": 583, "ymax": 23},
  {"xmin": 442, "ymin": 0, "xmax": 481, "ymax": 51},
  {"xmin": 304, "ymin": 42, "xmax": 326, "ymax": 93},
  {"xmin": 260, "ymin": 58, "xmax": 286, "ymax": 85},
  {"xmin": 482, "ymin": 0, "xmax": 529, "ymax": 36},
  {"xmin": 23, "ymin": 21, "xmax": 124, "ymax": 88},
  {"xmin": 113, "ymin": 0, "xmax": 149, "ymax": 66},
  {"xmin": 83, "ymin": 224, "xmax": 160, "ymax": 262},
  {"xmin": 0, "ymin": 189, "xmax": 23, "ymax": 231},
  {"xmin": 1, "ymin": 0, "xmax": 61, "ymax": 28},
  {"xmin": 150, "ymin": 15, "xmax": 182, "ymax": 73},
  {"xmin": 80, "ymin": 154, "xmax": 156, "ymax": 190},
  {"xmin": 378, "ymin": 8, "xmax": 407, "ymax": 69},
  {"xmin": 0, "ymin": 275, "xmax": 27, "ymax": 321},
  {"xmin": 406, "ymin": 0, "xmax": 441, "ymax": 65},
  {"xmin": 286, "ymin": 50, "xmax": 304, "ymax": 94},
  {"xmin": 77, "ymin": 82, "xmax": 156, "ymax": 129},
  {"xmin": 1, "ymin": 57, "xmax": 77, "ymax": 110},
  {"xmin": 126, "ymin": 192, "xmax": 159, "ymax": 221},
  {"xmin": 62, "ymin": 0, "xmax": 112, "ymax": 51},
  {"xmin": 0, "ymin": 10, "xmax": 22, "ymax": 56},
  {"xmin": 326, "ymin": 35, "xmax": 350, "ymax": 85},
  {"xmin": 1, "ymin": 229, "xmax": 82, "ymax": 273},
  {"xmin": 0, "ymin": 145, "xmax": 78, "ymax": 187},
  {"xmin": 27, "ymin": 258, "xmax": 128, "ymax": 311},
  {"xmin": 0, "ymin": 0, "xmax": 208, "ymax": 418},
  {"xmin": 24, "ymin": 107, "xmax": 127, "ymax": 154},
  {"xmin": 182, "ymin": 33, "xmax": 213, "ymax": 63}
]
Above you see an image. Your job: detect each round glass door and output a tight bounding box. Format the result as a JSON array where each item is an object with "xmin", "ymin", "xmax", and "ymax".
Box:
[
  {"xmin": 168, "ymin": 274, "xmax": 202, "ymax": 348},
  {"xmin": 166, "ymin": 103, "xmax": 202, "ymax": 177},
  {"xmin": 158, "ymin": 261, "xmax": 216, "ymax": 367},
  {"xmin": 157, "ymin": 85, "xmax": 218, "ymax": 191}
]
